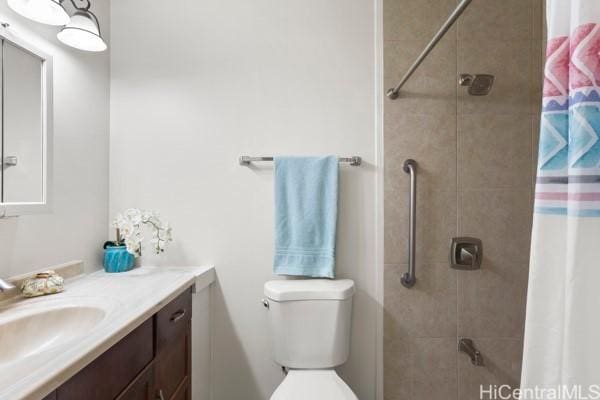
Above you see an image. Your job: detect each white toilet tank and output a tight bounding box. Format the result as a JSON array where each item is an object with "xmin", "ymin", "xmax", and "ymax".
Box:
[{"xmin": 263, "ymin": 279, "xmax": 355, "ymax": 369}]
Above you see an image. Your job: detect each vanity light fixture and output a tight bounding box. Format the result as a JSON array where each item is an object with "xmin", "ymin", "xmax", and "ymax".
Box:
[
  {"xmin": 6, "ymin": 0, "xmax": 106, "ymax": 52},
  {"xmin": 56, "ymin": 7, "xmax": 106, "ymax": 52},
  {"xmin": 7, "ymin": 0, "xmax": 70, "ymax": 26}
]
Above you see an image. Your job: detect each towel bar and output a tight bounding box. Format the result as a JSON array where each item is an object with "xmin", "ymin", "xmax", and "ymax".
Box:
[{"xmin": 239, "ymin": 156, "xmax": 362, "ymax": 166}]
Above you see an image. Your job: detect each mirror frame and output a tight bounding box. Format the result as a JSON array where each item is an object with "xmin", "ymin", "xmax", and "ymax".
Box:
[{"xmin": 0, "ymin": 27, "xmax": 53, "ymax": 217}]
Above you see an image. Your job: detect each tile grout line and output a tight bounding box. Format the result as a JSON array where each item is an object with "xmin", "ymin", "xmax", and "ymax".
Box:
[{"xmin": 455, "ymin": 3, "xmax": 460, "ymax": 398}]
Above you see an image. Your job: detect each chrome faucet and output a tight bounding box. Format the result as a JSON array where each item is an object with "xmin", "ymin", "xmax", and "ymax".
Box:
[{"xmin": 0, "ymin": 278, "xmax": 15, "ymax": 292}]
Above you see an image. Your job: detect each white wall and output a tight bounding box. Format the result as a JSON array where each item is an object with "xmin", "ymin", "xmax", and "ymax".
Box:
[
  {"xmin": 0, "ymin": 1, "xmax": 110, "ymax": 277},
  {"xmin": 110, "ymin": 1, "xmax": 379, "ymax": 399},
  {"xmin": 192, "ymin": 286, "xmax": 212, "ymax": 400}
]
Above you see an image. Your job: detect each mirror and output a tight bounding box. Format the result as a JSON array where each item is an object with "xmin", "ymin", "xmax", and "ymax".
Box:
[{"xmin": 0, "ymin": 30, "xmax": 53, "ymax": 216}]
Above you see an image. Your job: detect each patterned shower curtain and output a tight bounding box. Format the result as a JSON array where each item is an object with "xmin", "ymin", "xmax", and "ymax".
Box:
[{"xmin": 521, "ymin": 0, "xmax": 600, "ymax": 396}]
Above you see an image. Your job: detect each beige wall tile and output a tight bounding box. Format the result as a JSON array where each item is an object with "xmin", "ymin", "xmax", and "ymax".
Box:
[
  {"xmin": 457, "ymin": 265, "xmax": 528, "ymax": 338},
  {"xmin": 385, "ymin": 112, "xmax": 457, "ymax": 191},
  {"xmin": 458, "ymin": 189, "xmax": 533, "ymax": 265},
  {"xmin": 385, "ymin": 38, "xmax": 456, "ymax": 116},
  {"xmin": 384, "ymin": 110, "xmax": 457, "ymax": 263},
  {"xmin": 458, "ymin": 0, "xmax": 532, "ymax": 41},
  {"xmin": 457, "ymin": 189, "xmax": 532, "ymax": 337},
  {"xmin": 532, "ymin": 0, "xmax": 545, "ymax": 41},
  {"xmin": 458, "ymin": 338, "xmax": 523, "ymax": 399},
  {"xmin": 384, "ymin": 331, "xmax": 411, "ymax": 400},
  {"xmin": 534, "ymin": 0, "xmax": 548, "ymax": 39},
  {"xmin": 385, "ymin": 263, "xmax": 457, "ymax": 338},
  {"xmin": 385, "ymin": 189, "xmax": 456, "ymax": 264},
  {"xmin": 412, "ymin": 338, "xmax": 458, "ymax": 400},
  {"xmin": 383, "ymin": 0, "xmax": 541, "ymax": 396},
  {"xmin": 458, "ymin": 40, "xmax": 532, "ymax": 115},
  {"xmin": 384, "ymin": 0, "xmax": 457, "ymax": 41},
  {"xmin": 383, "ymin": 335, "xmax": 462, "ymax": 400},
  {"xmin": 458, "ymin": 113, "xmax": 532, "ymax": 190}
]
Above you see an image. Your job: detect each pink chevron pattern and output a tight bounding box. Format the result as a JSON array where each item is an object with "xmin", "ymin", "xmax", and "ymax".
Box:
[
  {"xmin": 544, "ymin": 36, "xmax": 570, "ymax": 97},
  {"xmin": 536, "ymin": 22, "xmax": 600, "ymax": 216},
  {"xmin": 570, "ymin": 23, "xmax": 600, "ymax": 90},
  {"xmin": 543, "ymin": 23, "xmax": 600, "ymax": 99}
]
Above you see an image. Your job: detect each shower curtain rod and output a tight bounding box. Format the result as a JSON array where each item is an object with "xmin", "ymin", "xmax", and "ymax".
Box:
[{"xmin": 386, "ymin": 0, "xmax": 473, "ymax": 100}]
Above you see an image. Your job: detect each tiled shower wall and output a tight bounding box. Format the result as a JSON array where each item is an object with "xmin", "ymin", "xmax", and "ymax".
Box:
[{"xmin": 383, "ymin": 1, "xmax": 544, "ymax": 399}]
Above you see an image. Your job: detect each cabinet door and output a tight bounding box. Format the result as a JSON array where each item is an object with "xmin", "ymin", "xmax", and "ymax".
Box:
[
  {"xmin": 155, "ymin": 320, "xmax": 191, "ymax": 400},
  {"xmin": 156, "ymin": 289, "xmax": 192, "ymax": 354},
  {"xmin": 155, "ymin": 289, "xmax": 192, "ymax": 400},
  {"xmin": 57, "ymin": 319, "xmax": 154, "ymax": 400},
  {"xmin": 116, "ymin": 363, "xmax": 154, "ymax": 400},
  {"xmin": 170, "ymin": 382, "xmax": 190, "ymax": 400}
]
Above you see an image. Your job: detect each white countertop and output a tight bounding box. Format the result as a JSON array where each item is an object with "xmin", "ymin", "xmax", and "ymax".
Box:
[{"xmin": 0, "ymin": 265, "xmax": 215, "ymax": 400}]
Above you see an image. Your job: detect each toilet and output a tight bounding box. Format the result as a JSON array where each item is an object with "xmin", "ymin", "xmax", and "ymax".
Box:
[{"xmin": 263, "ymin": 279, "xmax": 358, "ymax": 400}]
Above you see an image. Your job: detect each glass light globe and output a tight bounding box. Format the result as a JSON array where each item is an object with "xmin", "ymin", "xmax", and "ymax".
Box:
[
  {"xmin": 7, "ymin": 0, "xmax": 70, "ymax": 26},
  {"xmin": 57, "ymin": 10, "xmax": 107, "ymax": 52}
]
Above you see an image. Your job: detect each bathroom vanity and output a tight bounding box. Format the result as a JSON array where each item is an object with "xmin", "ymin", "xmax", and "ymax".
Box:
[
  {"xmin": 0, "ymin": 265, "xmax": 214, "ymax": 400},
  {"xmin": 47, "ymin": 288, "xmax": 192, "ymax": 400}
]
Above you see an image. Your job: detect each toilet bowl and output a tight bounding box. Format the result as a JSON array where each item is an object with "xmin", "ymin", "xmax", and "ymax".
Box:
[
  {"xmin": 263, "ymin": 279, "xmax": 358, "ymax": 400},
  {"xmin": 270, "ymin": 370, "xmax": 358, "ymax": 400}
]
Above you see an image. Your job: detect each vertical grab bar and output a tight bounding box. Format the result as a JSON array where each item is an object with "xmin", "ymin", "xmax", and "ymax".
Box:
[{"xmin": 401, "ymin": 159, "xmax": 417, "ymax": 288}]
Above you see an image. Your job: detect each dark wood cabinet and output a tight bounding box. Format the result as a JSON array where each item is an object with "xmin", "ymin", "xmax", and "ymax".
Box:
[
  {"xmin": 41, "ymin": 392, "xmax": 56, "ymax": 400},
  {"xmin": 155, "ymin": 290, "xmax": 192, "ymax": 400},
  {"xmin": 46, "ymin": 288, "xmax": 193, "ymax": 400},
  {"xmin": 156, "ymin": 288, "xmax": 192, "ymax": 353},
  {"xmin": 116, "ymin": 363, "xmax": 154, "ymax": 400},
  {"xmin": 170, "ymin": 382, "xmax": 190, "ymax": 400},
  {"xmin": 57, "ymin": 319, "xmax": 154, "ymax": 400}
]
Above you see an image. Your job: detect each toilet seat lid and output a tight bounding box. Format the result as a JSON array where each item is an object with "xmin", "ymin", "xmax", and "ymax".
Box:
[
  {"xmin": 270, "ymin": 370, "xmax": 358, "ymax": 400},
  {"xmin": 264, "ymin": 279, "xmax": 355, "ymax": 301}
]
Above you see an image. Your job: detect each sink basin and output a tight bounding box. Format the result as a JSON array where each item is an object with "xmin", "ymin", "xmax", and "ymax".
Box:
[{"xmin": 0, "ymin": 303, "xmax": 106, "ymax": 365}]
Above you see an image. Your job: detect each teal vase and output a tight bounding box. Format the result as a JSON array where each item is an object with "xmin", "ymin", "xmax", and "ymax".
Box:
[{"xmin": 104, "ymin": 245, "xmax": 135, "ymax": 273}]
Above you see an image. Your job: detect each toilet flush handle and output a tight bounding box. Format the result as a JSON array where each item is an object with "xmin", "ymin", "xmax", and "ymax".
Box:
[{"xmin": 261, "ymin": 298, "xmax": 270, "ymax": 309}]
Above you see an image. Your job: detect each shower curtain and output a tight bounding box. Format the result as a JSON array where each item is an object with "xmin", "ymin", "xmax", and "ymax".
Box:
[{"xmin": 522, "ymin": 0, "xmax": 600, "ymax": 396}]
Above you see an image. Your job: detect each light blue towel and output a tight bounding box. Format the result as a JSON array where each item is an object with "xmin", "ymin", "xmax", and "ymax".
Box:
[{"xmin": 273, "ymin": 156, "xmax": 339, "ymax": 278}]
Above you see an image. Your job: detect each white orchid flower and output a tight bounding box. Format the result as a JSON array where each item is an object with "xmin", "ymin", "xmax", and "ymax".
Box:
[
  {"xmin": 111, "ymin": 208, "xmax": 173, "ymax": 256},
  {"xmin": 125, "ymin": 208, "xmax": 143, "ymax": 225}
]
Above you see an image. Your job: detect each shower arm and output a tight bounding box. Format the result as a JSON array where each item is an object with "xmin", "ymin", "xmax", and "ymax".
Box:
[{"xmin": 386, "ymin": 0, "xmax": 473, "ymax": 100}]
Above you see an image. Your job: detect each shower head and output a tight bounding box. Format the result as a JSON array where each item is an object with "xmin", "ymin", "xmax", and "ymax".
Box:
[{"xmin": 459, "ymin": 73, "xmax": 495, "ymax": 96}]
